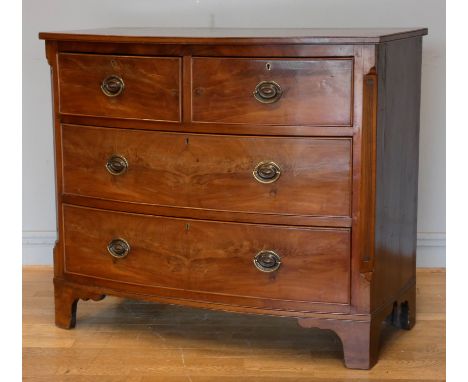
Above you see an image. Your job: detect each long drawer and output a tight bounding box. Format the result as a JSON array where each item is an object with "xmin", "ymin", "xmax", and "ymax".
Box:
[
  {"xmin": 63, "ymin": 205, "xmax": 351, "ymax": 304},
  {"xmin": 61, "ymin": 124, "xmax": 352, "ymax": 218}
]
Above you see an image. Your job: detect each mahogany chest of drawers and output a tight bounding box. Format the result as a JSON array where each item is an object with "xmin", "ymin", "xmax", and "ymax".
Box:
[{"xmin": 40, "ymin": 27, "xmax": 427, "ymax": 369}]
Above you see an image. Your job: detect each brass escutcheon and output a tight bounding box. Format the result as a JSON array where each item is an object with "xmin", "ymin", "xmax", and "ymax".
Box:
[
  {"xmin": 105, "ymin": 154, "xmax": 128, "ymax": 176},
  {"xmin": 253, "ymin": 80, "xmax": 282, "ymax": 104},
  {"xmin": 107, "ymin": 238, "xmax": 130, "ymax": 259},
  {"xmin": 253, "ymin": 250, "xmax": 281, "ymax": 273},
  {"xmin": 253, "ymin": 161, "xmax": 281, "ymax": 183},
  {"xmin": 101, "ymin": 75, "xmax": 125, "ymax": 97}
]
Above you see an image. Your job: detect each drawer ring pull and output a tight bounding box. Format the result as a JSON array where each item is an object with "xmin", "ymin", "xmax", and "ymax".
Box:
[
  {"xmin": 253, "ymin": 81, "xmax": 282, "ymax": 104},
  {"xmin": 253, "ymin": 161, "xmax": 281, "ymax": 183},
  {"xmin": 107, "ymin": 238, "xmax": 130, "ymax": 259},
  {"xmin": 254, "ymin": 250, "xmax": 281, "ymax": 273},
  {"xmin": 101, "ymin": 75, "xmax": 125, "ymax": 97},
  {"xmin": 106, "ymin": 154, "xmax": 128, "ymax": 176}
]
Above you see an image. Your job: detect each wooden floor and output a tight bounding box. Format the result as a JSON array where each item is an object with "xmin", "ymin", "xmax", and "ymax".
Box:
[{"xmin": 23, "ymin": 267, "xmax": 445, "ymax": 381}]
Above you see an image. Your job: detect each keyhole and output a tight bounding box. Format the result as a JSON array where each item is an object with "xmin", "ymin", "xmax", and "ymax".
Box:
[{"xmin": 266, "ymin": 62, "xmax": 272, "ymax": 71}]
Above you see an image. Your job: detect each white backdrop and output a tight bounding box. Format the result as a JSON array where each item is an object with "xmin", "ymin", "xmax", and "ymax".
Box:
[{"xmin": 22, "ymin": 0, "xmax": 446, "ymax": 266}]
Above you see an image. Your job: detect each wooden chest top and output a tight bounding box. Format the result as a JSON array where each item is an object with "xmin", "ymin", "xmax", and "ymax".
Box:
[{"xmin": 39, "ymin": 27, "xmax": 427, "ymax": 44}]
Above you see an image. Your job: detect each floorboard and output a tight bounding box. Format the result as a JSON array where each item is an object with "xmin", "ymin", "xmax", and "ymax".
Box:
[{"xmin": 23, "ymin": 267, "xmax": 446, "ymax": 381}]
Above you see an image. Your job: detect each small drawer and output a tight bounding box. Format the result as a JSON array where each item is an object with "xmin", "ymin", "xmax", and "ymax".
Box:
[
  {"xmin": 62, "ymin": 124, "xmax": 352, "ymax": 218},
  {"xmin": 192, "ymin": 57, "xmax": 353, "ymax": 126},
  {"xmin": 58, "ymin": 53, "xmax": 181, "ymax": 121},
  {"xmin": 63, "ymin": 205, "xmax": 351, "ymax": 304}
]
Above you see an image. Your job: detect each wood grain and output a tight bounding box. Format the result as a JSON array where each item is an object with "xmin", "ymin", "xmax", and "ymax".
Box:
[
  {"xmin": 61, "ymin": 124, "xmax": 352, "ymax": 218},
  {"xmin": 58, "ymin": 53, "xmax": 181, "ymax": 121},
  {"xmin": 358, "ymin": 66, "xmax": 377, "ymax": 274},
  {"xmin": 60, "ymin": 194, "xmax": 353, "ymax": 228},
  {"xmin": 192, "ymin": 57, "xmax": 353, "ymax": 126},
  {"xmin": 39, "ymin": 27, "xmax": 428, "ymax": 44},
  {"xmin": 54, "ymin": 41, "xmax": 356, "ymax": 61},
  {"xmin": 23, "ymin": 267, "xmax": 445, "ymax": 381},
  {"xmin": 62, "ymin": 205, "xmax": 351, "ymax": 305},
  {"xmin": 371, "ymin": 38, "xmax": 423, "ymax": 311},
  {"xmin": 59, "ymin": 114, "xmax": 354, "ymax": 137}
]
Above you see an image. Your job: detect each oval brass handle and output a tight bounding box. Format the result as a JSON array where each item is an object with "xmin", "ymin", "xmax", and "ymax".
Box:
[
  {"xmin": 107, "ymin": 238, "xmax": 130, "ymax": 259},
  {"xmin": 106, "ymin": 154, "xmax": 128, "ymax": 175},
  {"xmin": 101, "ymin": 75, "xmax": 125, "ymax": 97},
  {"xmin": 254, "ymin": 250, "xmax": 281, "ymax": 273},
  {"xmin": 253, "ymin": 161, "xmax": 281, "ymax": 183},
  {"xmin": 253, "ymin": 81, "xmax": 282, "ymax": 104}
]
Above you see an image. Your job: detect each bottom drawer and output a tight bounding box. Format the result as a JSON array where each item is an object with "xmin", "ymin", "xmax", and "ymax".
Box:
[{"xmin": 63, "ymin": 205, "xmax": 351, "ymax": 305}]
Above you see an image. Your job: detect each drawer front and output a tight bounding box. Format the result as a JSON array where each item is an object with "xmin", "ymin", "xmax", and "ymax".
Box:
[
  {"xmin": 192, "ymin": 57, "xmax": 353, "ymax": 125},
  {"xmin": 63, "ymin": 205, "xmax": 351, "ymax": 304},
  {"xmin": 62, "ymin": 124, "xmax": 352, "ymax": 218},
  {"xmin": 58, "ymin": 53, "xmax": 181, "ymax": 121}
]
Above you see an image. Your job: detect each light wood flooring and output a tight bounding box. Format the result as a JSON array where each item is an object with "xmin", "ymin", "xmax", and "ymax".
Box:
[{"xmin": 23, "ymin": 267, "xmax": 445, "ymax": 381}]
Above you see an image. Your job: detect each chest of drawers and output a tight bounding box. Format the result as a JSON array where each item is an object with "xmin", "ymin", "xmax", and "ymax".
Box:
[{"xmin": 40, "ymin": 27, "xmax": 427, "ymax": 369}]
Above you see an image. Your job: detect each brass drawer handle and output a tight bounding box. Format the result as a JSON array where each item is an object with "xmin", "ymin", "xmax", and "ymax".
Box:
[
  {"xmin": 253, "ymin": 161, "xmax": 281, "ymax": 183},
  {"xmin": 106, "ymin": 154, "xmax": 128, "ymax": 175},
  {"xmin": 107, "ymin": 238, "xmax": 130, "ymax": 259},
  {"xmin": 254, "ymin": 250, "xmax": 281, "ymax": 273},
  {"xmin": 101, "ymin": 75, "xmax": 125, "ymax": 97},
  {"xmin": 253, "ymin": 81, "xmax": 282, "ymax": 104}
]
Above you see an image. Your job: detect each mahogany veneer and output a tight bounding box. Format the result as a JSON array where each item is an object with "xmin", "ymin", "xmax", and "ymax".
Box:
[
  {"xmin": 40, "ymin": 27, "xmax": 427, "ymax": 369},
  {"xmin": 61, "ymin": 125, "xmax": 352, "ymax": 217},
  {"xmin": 191, "ymin": 57, "xmax": 353, "ymax": 125},
  {"xmin": 58, "ymin": 54, "xmax": 181, "ymax": 121}
]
